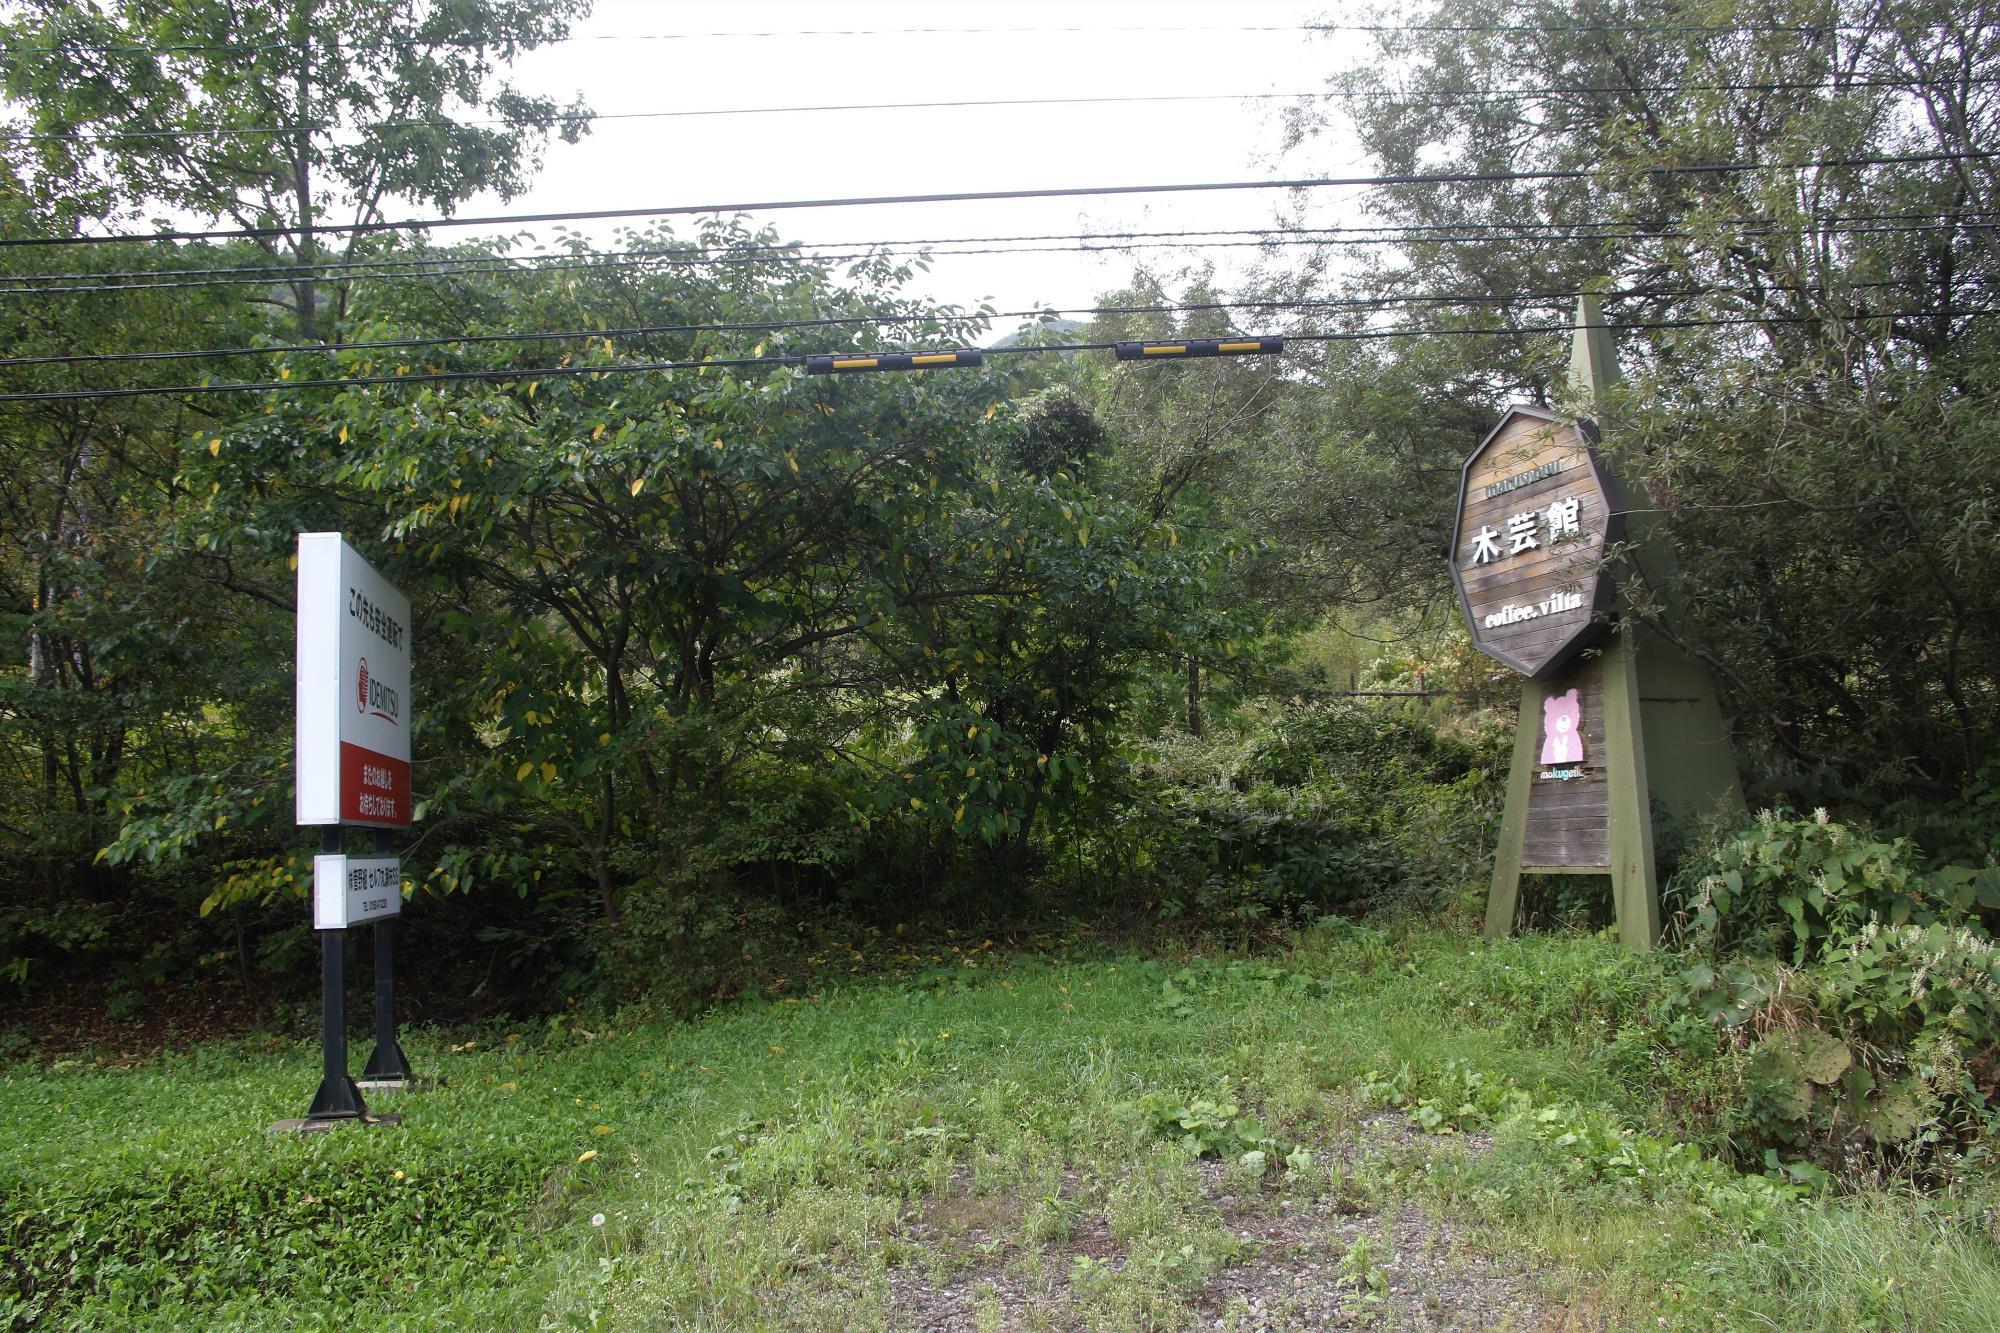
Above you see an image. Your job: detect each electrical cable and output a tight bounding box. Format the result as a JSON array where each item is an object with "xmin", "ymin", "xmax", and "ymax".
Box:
[
  {"xmin": 1, "ymin": 281, "xmax": 1980, "ymax": 371},
  {"xmin": 0, "ymin": 20, "xmax": 1942, "ymax": 59},
  {"xmin": 7, "ymin": 213, "xmax": 1986, "ymax": 288},
  {"xmin": 10, "ymin": 75, "xmax": 1994, "ymax": 144},
  {"xmin": 6, "ymin": 153, "xmax": 1989, "ymax": 249},
  {"xmin": 7, "ymin": 218, "xmax": 1991, "ymax": 298},
  {"xmin": 2, "ymin": 306, "xmax": 1989, "ymax": 405}
]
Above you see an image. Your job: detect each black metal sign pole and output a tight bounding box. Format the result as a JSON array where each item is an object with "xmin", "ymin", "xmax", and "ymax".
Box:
[
  {"xmin": 306, "ymin": 825, "xmax": 367, "ymax": 1121},
  {"xmin": 361, "ymin": 827, "xmax": 413, "ymax": 1083}
]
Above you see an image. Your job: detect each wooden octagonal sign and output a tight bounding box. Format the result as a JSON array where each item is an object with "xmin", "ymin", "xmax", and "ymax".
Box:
[{"xmin": 1450, "ymin": 405, "xmax": 1622, "ymax": 679}]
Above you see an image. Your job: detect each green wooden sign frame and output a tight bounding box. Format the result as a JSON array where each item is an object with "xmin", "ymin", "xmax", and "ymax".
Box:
[{"xmin": 1482, "ymin": 297, "xmax": 1744, "ymax": 950}]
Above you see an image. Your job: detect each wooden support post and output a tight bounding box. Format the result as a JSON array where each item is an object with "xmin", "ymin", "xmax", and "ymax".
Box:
[
  {"xmin": 1485, "ymin": 675, "xmax": 1547, "ymax": 940},
  {"xmin": 1602, "ymin": 630, "xmax": 1661, "ymax": 948}
]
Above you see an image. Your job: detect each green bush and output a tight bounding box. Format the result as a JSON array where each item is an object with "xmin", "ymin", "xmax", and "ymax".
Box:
[
  {"xmin": 1670, "ymin": 809, "xmax": 2000, "ymax": 963},
  {"xmin": 1146, "ymin": 786, "xmax": 1391, "ymax": 930},
  {"xmin": 1064, "ymin": 703, "xmax": 1505, "ymax": 932},
  {"xmin": 1667, "ymin": 810, "xmax": 2000, "ymax": 1172}
]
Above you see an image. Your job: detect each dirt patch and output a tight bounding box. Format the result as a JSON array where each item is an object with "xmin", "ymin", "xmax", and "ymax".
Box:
[
  {"xmin": 4, "ymin": 977, "xmax": 272, "ymax": 1061},
  {"xmin": 1189, "ymin": 1201, "xmax": 1562, "ymax": 1330},
  {"xmin": 878, "ymin": 1118, "xmax": 1592, "ymax": 1331}
]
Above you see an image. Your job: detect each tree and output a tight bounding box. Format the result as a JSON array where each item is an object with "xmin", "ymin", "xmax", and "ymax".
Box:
[
  {"xmin": 0, "ymin": 0, "xmax": 593, "ymax": 338},
  {"xmin": 1278, "ymin": 0, "xmax": 2000, "ymax": 798},
  {"xmin": 0, "ymin": 1, "xmax": 591, "ymax": 992},
  {"xmin": 84, "ymin": 217, "xmax": 1225, "ymax": 977}
]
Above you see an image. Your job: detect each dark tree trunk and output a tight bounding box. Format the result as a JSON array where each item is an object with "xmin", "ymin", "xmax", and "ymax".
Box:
[{"xmin": 1185, "ymin": 656, "xmax": 1203, "ymax": 738}]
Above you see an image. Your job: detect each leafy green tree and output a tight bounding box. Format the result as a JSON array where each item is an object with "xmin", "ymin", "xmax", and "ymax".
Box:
[
  {"xmin": 1279, "ymin": 0, "xmax": 2000, "ymax": 799},
  {"xmin": 0, "ymin": 220, "xmax": 284, "ymax": 987},
  {"xmin": 88, "ymin": 218, "xmax": 1223, "ymax": 986},
  {"xmin": 0, "ymin": 0, "xmax": 593, "ymax": 337},
  {"xmin": 0, "ymin": 1, "xmax": 592, "ymax": 991}
]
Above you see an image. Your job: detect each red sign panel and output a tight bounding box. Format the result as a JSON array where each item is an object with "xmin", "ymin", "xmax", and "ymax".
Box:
[{"xmin": 339, "ymin": 741, "xmax": 412, "ymax": 826}]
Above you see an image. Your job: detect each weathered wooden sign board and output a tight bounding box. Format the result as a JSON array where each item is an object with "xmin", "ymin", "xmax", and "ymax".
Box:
[
  {"xmin": 1520, "ymin": 659, "xmax": 1610, "ymax": 869},
  {"xmin": 1450, "ymin": 406, "xmax": 1620, "ymax": 681}
]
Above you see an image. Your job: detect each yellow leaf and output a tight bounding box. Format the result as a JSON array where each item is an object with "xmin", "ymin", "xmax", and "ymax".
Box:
[
  {"xmin": 752, "ymin": 342, "xmax": 765, "ymax": 358},
  {"xmin": 984, "ymin": 403, "xmax": 998, "ymax": 420},
  {"xmin": 909, "ymin": 797, "xmax": 924, "ymax": 811},
  {"xmin": 516, "ymin": 762, "xmax": 534, "ymax": 782},
  {"xmin": 966, "ymin": 725, "xmax": 978, "ymax": 740},
  {"xmin": 287, "ymin": 554, "xmax": 298, "ymax": 571},
  {"xmin": 541, "ymin": 762, "xmax": 557, "ymax": 783},
  {"xmin": 592, "ymin": 423, "xmax": 606, "ymax": 440},
  {"xmin": 593, "ymin": 1124, "xmax": 613, "ymax": 1135},
  {"xmin": 598, "ymin": 732, "xmax": 611, "ymax": 746},
  {"xmin": 213, "ymin": 814, "xmax": 227, "ymax": 829},
  {"xmin": 527, "ymin": 380, "xmax": 538, "ymax": 397},
  {"xmin": 207, "ymin": 438, "xmax": 221, "ymax": 456},
  {"xmin": 576, "ymin": 1149, "xmax": 598, "ymax": 1164},
  {"xmin": 338, "ymin": 425, "xmax": 348, "ymax": 444},
  {"xmin": 629, "ymin": 477, "xmax": 644, "ymax": 497}
]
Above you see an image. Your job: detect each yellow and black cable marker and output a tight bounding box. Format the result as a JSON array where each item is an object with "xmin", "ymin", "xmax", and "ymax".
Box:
[
  {"xmin": 804, "ymin": 349, "xmax": 983, "ymax": 374},
  {"xmin": 1113, "ymin": 336, "xmax": 1285, "ymax": 361}
]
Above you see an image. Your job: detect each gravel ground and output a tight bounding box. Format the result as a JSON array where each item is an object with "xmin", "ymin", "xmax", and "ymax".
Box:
[{"xmin": 877, "ymin": 1117, "xmax": 1596, "ymax": 1331}]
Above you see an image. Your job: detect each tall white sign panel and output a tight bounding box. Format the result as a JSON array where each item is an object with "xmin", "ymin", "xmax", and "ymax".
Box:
[{"xmin": 296, "ymin": 533, "xmax": 413, "ymax": 827}]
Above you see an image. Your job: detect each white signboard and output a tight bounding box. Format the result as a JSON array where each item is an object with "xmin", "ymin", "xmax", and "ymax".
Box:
[
  {"xmin": 296, "ymin": 532, "xmax": 413, "ymax": 826},
  {"xmin": 313, "ymin": 854, "xmax": 403, "ymax": 929}
]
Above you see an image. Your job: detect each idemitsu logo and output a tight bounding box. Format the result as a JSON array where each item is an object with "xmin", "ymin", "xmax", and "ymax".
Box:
[{"xmin": 356, "ymin": 656, "xmax": 399, "ymax": 725}]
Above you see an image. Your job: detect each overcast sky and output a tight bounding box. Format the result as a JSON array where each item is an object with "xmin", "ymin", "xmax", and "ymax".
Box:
[{"xmin": 465, "ymin": 0, "xmax": 1379, "ymax": 330}]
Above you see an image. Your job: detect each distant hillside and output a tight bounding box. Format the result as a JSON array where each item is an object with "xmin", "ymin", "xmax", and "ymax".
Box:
[{"xmin": 987, "ymin": 319, "xmax": 1084, "ymax": 349}]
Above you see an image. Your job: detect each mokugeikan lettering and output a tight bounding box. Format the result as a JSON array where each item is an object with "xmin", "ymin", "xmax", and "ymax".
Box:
[{"xmin": 1483, "ymin": 588, "xmax": 1584, "ymax": 629}]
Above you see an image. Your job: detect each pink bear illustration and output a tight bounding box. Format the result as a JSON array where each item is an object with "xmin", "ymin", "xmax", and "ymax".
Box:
[{"xmin": 1541, "ymin": 688, "xmax": 1583, "ymax": 765}]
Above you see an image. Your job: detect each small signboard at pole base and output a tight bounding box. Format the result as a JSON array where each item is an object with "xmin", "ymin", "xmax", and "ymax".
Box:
[
  {"xmin": 296, "ymin": 533, "xmax": 413, "ymax": 827},
  {"xmin": 313, "ymin": 854, "xmax": 403, "ymax": 929},
  {"xmin": 1449, "ymin": 405, "xmax": 1622, "ymax": 679}
]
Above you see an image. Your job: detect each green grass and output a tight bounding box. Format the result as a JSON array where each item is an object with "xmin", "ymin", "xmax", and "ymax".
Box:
[{"xmin": 6, "ymin": 924, "xmax": 2000, "ymax": 1329}]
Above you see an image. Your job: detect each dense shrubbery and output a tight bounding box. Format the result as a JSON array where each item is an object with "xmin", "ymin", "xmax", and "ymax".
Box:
[
  {"xmin": 1041, "ymin": 704, "xmax": 1505, "ymax": 934},
  {"xmin": 1666, "ymin": 810, "xmax": 2000, "ymax": 1177}
]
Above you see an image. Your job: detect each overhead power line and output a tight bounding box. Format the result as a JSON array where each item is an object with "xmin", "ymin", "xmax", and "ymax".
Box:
[
  {"xmin": 0, "ymin": 20, "xmax": 1937, "ymax": 58},
  {"xmin": 1, "ymin": 307, "xmax": 1988, "ymax": 405},
  {"xmin": 8, "ymin": 154, "xmax": 1990, "ymax": 249},
  {"xmin": 0, "ymin": 282, "xmax": 1976, "ymax": 371},
  {"xmin": 7, "ymin": 213, "xmax": 1985, "ymax": 289},
  {"xmin": 10, "ymin": 76, "xmax": 1993, "ymax": 145},
  {"xmin": 6, "ymin": 216, "xmax": 1992, "ymax": 298}
]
